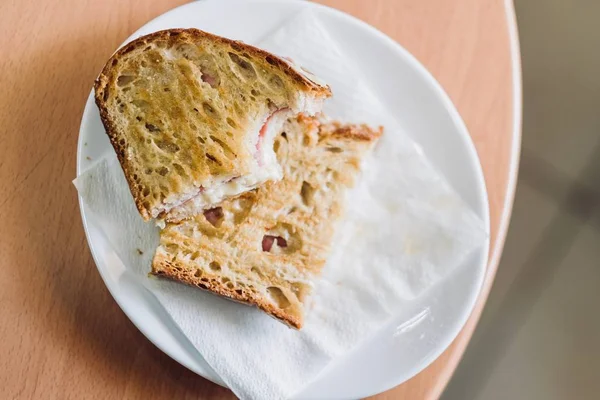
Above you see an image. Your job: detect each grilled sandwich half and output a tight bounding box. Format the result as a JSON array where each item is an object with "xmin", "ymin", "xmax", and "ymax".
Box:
[
  {"xmin": 152, "ymin": 115, "xmax": 382, "ymax": 328},
  {"xmin": 94, "ymin": 29, "xmax": 331, "ymax": 223}
]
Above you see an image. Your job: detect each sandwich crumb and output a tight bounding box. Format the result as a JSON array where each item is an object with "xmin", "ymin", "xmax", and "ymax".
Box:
[
  {"xmin": 86, "ymin": 156, "xmax": 92, "ymax": 160},
  {"xmin": 136, "ymin": 248, "xmax": 144, "ymax": 255}
]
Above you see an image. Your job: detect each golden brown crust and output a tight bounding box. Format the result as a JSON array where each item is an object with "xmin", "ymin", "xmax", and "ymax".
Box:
[
  {"xmin": 95, "ymin": 29, "xmax": 331, "ymax": 104},
  {"xmin": 94, "ymin": 29, "xmax": 331, "ymax": 221},
  {"xmin": 151, "ymin": 115, "xmax": 382, "ymax": 328},
  {"xmin": 152, "ymin": 252, "xmax": 302, "ymax": 328},
  {"xmin": 95, "ymin": 89, "xmax": 152, "ymax": 219}
]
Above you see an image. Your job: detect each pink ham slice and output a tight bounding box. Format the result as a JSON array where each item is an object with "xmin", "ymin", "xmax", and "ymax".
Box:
[
  {"xmin": 262, "ymin": 235, "xmax": 288, "ymax": 252},
  {"xmin": 255, "ymin": 108, "xmax": 289, "ymax": 166},
  {"xmin": 200, "ymin": 68, "xmax": 219, "ymax": 88},
  {"xmin": 203, "ymin": 207, "xmax": 223, "ymax": 226},
  {"xmin": 255, "ymin": 115, "xmax": 273, "ymax": 166}
]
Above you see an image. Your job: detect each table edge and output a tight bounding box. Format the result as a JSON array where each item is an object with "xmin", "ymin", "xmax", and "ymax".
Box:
[{"xmin": 430, "ymin": 0, "xmax": 523, "ymax": 397}]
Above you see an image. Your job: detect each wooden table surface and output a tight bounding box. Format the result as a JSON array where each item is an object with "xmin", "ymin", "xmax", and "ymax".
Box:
[{"xmin": 0, "ymin": 0, "xmax": 520, "ymax": 398}]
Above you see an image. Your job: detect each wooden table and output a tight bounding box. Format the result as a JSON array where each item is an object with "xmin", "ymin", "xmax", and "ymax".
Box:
[{"xmin": 0, "ymin": 0, "xmax": 520, "ymax": 398}]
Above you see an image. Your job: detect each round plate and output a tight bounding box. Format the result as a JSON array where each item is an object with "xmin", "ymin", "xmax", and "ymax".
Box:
[{"xmin": 77, "ymin": 0, "xmax": 490, "ymax": 398}]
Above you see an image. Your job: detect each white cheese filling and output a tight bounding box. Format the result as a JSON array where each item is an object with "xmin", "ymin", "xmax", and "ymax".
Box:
[{"xmin": 162, "ymin": 109, "xmax": 292, "ymax": 222}]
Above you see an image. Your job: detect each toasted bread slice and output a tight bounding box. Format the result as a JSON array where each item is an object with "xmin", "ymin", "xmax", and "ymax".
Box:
[
  {"xmin": 152, "ymin": 115, "xmax": 382, "ymax": 328},
  {"xmin": 94, "ymin": 29, "xmax": 331, "ymax": 222}
]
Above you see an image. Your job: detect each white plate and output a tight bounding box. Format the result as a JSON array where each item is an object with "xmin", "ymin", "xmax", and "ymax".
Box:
[{"xmin": 77, "ymin": 0, "xmax": 490, "ymax": 398}]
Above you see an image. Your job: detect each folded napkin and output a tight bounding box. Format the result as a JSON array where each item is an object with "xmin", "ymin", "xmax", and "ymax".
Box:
[{"xmin": 75, "ymin": 9, "xmax": 486, "ymax": 399}]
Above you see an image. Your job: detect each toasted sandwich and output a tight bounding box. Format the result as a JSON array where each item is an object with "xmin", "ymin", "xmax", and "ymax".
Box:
[
  {"xmin": 94, "ymin": 29, "xmax": 331, "ymax": 222},
  {"xmin": 152, "ymin": 115, "xmax": 382, "ymax": 328}
]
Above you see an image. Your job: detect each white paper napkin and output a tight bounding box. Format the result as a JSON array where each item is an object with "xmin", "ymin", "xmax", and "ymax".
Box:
[{"xmin": 75, "ymin": 10, "xmax": 487, "ymax": 400}]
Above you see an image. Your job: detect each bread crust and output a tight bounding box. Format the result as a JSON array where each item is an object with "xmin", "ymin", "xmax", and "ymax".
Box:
[
  {"xmin": 94, "ymin": 29, "xmax": 332, "ymax": 221},
  {"xmin": 153, "ymin": 252, "xmax": 303, "ymax": 328},
  {"xmin": 95, "ymin": 28, "xmax": 331, "ymax": 99}
]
